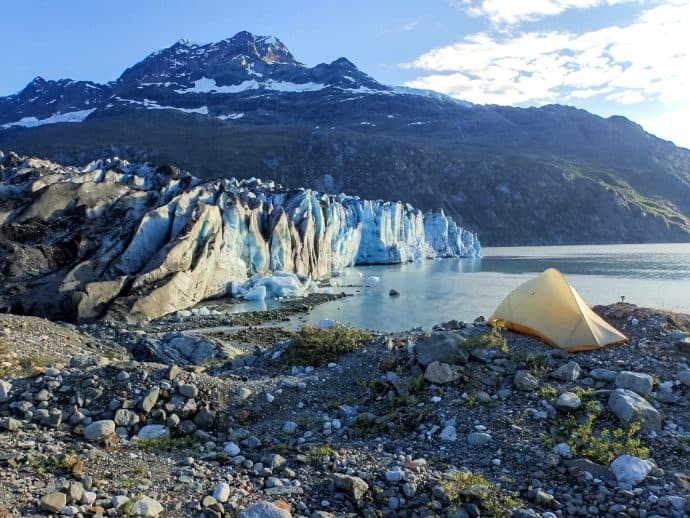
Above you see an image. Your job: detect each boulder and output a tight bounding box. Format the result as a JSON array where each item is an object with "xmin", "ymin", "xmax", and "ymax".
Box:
[
  {"xmin": 424, "ymin": 361, "xmax": 461, "ymax": 384},
  {"xmin": 83, "ymin": 420, "xmax": 116, "ymax": 442},
  {"xmin": 550, "ymin": 361, "xmax": 581, "ymax": 381},
  {"xmin": 608, "ymin": 389, "xmax": 662, "ymax": 430},
  {"xmin": 137, "ymin": 425, "xmax": 170, "ymax": 440},
  {"xmin": 130, "ymin": 495, "xmax": 164, "ymax": 517},
  {"xmin": 415, "ymin": 332, "xmax": 468, "ymax": 366},
  {"xmin": 239, "ymin": 501, "xmax": 292, "ymax": 518},
  {"xmin": 610, "ymin": 455, "xmax": 655, "ymax": 485},
  {"xmin": 555, "ymin": 392, "xmax": 582, "ymax": 411},
  {"xmin": 514, "ymin": 370, "xmax": 539, "ymax": 391},
  {"xmin": 615, "ymin": 371, "xmax": 653, "ymax": 396},
  {"xmin": 333, "ymin": 474, "xmax": 369, "ymax": 507}
]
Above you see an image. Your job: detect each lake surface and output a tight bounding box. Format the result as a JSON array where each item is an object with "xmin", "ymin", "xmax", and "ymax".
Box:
[{"xmin": 298, "ymin": 243, "xmax": 690, "ymax": 331}]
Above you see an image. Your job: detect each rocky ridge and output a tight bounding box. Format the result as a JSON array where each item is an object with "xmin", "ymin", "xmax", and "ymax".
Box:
[
  {"xmin": 0, "ymin": 302, "xmax": 689, "ymax": 516},
  {"xmin": 0, "ymin": 151, "xmax": 478, "ymax": 323}
]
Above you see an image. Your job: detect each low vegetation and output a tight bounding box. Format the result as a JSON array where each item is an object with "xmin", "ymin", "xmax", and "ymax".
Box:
[
  {"xmin": 282, "ymin": 324, "xmax": 374, "ymax": 365},
  {"xmin": 442, "ymin": 470, "xmax": 524, "ymax": 517},
  {"xmin": 135, "ymin": 436, "xmax": 199, "ymax": 452}
]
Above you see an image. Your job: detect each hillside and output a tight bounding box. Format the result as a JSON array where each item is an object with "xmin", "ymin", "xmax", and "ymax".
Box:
[{"xmin": 1, "ymin": 31, "xmax": 689, "ymax": 245}]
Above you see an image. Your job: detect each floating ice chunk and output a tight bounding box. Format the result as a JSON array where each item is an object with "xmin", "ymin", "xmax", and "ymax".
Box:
[
  {"xmin": 364, "ymin": 275, "xmax": 380, "ymax": 286},
  {"xmin": 243, "ymin": 285, "xmax": 267, "ymax": 301}
]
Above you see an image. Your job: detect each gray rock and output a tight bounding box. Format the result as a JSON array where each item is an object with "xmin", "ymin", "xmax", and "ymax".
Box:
[
  {"xmin": 615, "ymin": 371, "xmax": 653, "ymax": 396},
  {"xmin": 213, "ymin": 482, "xmax": 231, "ymax": 503},
  {"xmin": 468, "ymin": 432, "xmax": 492, "ymax": 446},
  {"xmin": 282, "ymin": 421, "xmax": 298, "ymax": 434},
  {"xmin": 237, "ymin": 386, "xmax": 253, "ymax": 400},
  {"xmin": 178, "ymin": 383, "xmax": 199, "ymax": 398},
  {"xmin": 0, "ymin": 380, "xmax": 13, "ymax": 398},
  {"xmin": 610, "ymin": 455, "xmax": 656, "ymax": 485},
  {"xmin": 140, "ymin": 386, "xmax": 160, "ymax": 413},
  {"xmin": 130, "ymin": 495, "xmax": 164, "ymax": 517},
  {"xmin": 678, "ymin": 369, "xmax": 690, "ymax": 387},
  {"xmin": 333, "ymin": 474, "xmax": 369, "ymax": 507},
  {"xmin": 224, "ymin": 442, "xmax": 241, "ymax": 456},
  {"xmin": 424, "ymin": 361, "xmax": 461, "ymax": 384},
  {"xmin": 0, "ymin": 417, "xmax": 21, "ymax": 432},
  {"xmin": 565, "ymin": 458, "xmax": 615, "ymax": 481},
  {"xmin": 550, "ymin": 361, "xmax": 581, "ymax": 381},
  {"xmin": 555, "ymin": 392, "xmax": 582, "ymax": 410},
  {"xmin": 239, "ymin": 501, "xmax": 292, "ymax": 518},
  {"xmin": 114, "ymin": 409, "xmax": 140, "ymax": 428},
  {"xmin": 590, "ymin": 368, "xmax": 617, "ymax": 382},
  {"xmin": 440, "ymin": 425, "xmax": 457, "ymax": 442},
  {"xmin": 193, "ymin": 406, "xmax": 215, "ymax": 429},
  {"xmin": 415, "ymin": 332, "xmax": 468, "ymax": 367},
  {"xmin": 137, "ymin": 424, "xmax": 171, "ymax": 440},
  {"xmin": 83, "ymin": 420, "xmax": 116, "ymax": 442},
  {"xmin": 608, "ymin": 389, "xmax": 662, "ymax": 430},
  {"xmin": 514, "ymin": 370, "xmax": 540, "ymax": 391},
  {"xmin": 69, "ymin": 355, "xmax": 100, "ymax": 368},
  {"xmin": 262, "ymin": 453, "xmax": 286, "ymax": 469},
  {"xmin": 41, "ymin": 492, "xmax": 66, "ymax": 513},
  {"xmin": 68, "ymin": 482, "xmax": 84, "ymax": 504}
]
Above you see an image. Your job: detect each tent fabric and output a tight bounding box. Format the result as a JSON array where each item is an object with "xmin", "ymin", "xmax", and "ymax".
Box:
[{"xmin": 490, "ymin": 268, "xmax": 627, "ymax": 351}]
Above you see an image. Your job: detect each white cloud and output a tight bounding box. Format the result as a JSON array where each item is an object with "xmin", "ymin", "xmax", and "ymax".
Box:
[
  {"xmin": 402, "ymin": 20, "xmax": 419, "ymax": 31},
  {"xmin": 457, "ymin": 0, "xmax": 640, "ymax": 25},
  {"xmin": 405, "ymin": 1, "xmax": 690, "ymax": 107},
  {"xmin": 639, "ymin": 104, "xmax": 690, "ymax": 149}
]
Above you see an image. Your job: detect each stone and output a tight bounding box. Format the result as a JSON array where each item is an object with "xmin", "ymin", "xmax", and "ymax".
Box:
[
  {"xmin": 468, "ymin": 432, "xmax": 492, "ymax": 446},
  {"xmin": 678, "ymin": 369, "xmax": 690, "ymax": 387},
  {"xmin": 262, "ymin": 453, "xmax": 286, "ymax": 469},
  {"xmin": 555, "ymin": 392, "xmax": 582, "ymax": 410},
  {"xmin": 68, "ymin": 481, "xmax": 84, "ymax": 504},
  {"xmin": 440, "ymin": 425, "xmax": 457, "ymax": 442},
  {"xmin": 213, "ymin": 482, "xmax": 231, "ymax": 503},
  {"xmin": 550, "ymin": 361, "xmax": 581, "ymax": 381},
  {"xmin": 389, "ymin": 289, "xmax": 400, "ymax": 297},
  {"xmin": 224, "ymin": 442, "xmax": 241, "ymax": 456},
  {"xmin": 83, "ymin": 420, "xmax": 116, "ymax": 442},
  {"xmin": 168, "ymin": 365, "xmax": 181, "ymax": 381},
  {"xmin": 608, "ymin": 389, "xmax": 662, "ymax": 430},
  {"xmin": 140, "ymin": 387, "xmax": 160, "ymax": 413},
  {"xmin": 565, "ymin": 458, "xmax": 615, "ymax": 481},
  {"xmin": 282, "ymin": 421, "xmax": 298, "ymax": 434},
  {"xmin": 137, "ymin": 424, "xmax": 171, "ymax": 440},
  {"xmin": 41, "ymin": 492, "xmax": 67, "ymax": 513},
  {"xmin": 238, "ymin": 501, "xmax": 292, "ymax": 517},
  {"xmin": 333, "ymin": 474, "xmax": 369, "ymax": 507},
  {"xmin": 615, "ymin": 371, "xmax": 653, "ymax": 396},
  {"xmin": 130, "ymin": 495, "xmax": 164, "ymax": 517},
  {"xmin": 0, "ymin": 380, "xmax": 12, "ymax": 398},
  {"xmin": 193, "ymin": 406, "xmax": 215, "ymax": 429},
  {"xmin": 179, "ymin": 383, "xmax": 199, "ymax": 398},
  {"xmin": 610, "ymin": 455, "xmax": 656, "ymax": 485},
  {"xmin": 514, "ymin": 370, "xmax": 539, "ymax": 391},
  {"xmin": 424, "ymin": 361, "xmax": 461, "ymax": 384},
  {"xmin": 0, "ymin": 417, "xmax": 21, "ymax": 432},
  {"xmin": 237, "ymin": 386, "xmax": 253, "ymax": 400},
  {"xmin": 114, "ymin": 408, "xmax": 140, "ymax": 427},
  {"xmin": 590, "ymin": 368, "xmax": 617, "ymax": 382},
  {"xmin": 553, "ymin": 442, "xmax": 573, "ymax": 458},
  {"xmin": 415, "ymin": 332, "xmax": 468, "ymax": 367}
]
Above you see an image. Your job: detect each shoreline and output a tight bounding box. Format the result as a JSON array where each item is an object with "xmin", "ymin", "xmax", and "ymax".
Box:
[{"xmin": 0, "ymin": 303, "xmax": 688, "ymax": 517}]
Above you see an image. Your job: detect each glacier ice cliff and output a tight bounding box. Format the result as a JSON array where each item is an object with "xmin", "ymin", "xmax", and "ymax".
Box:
[{"xmin": 0, "ymin": 152, "xmax": 480, "ymax": 322}]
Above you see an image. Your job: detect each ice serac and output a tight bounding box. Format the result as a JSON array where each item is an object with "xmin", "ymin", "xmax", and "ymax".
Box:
[{"xmin": 0, "ymin": 153, "xmax": 481, "ymax": 322}]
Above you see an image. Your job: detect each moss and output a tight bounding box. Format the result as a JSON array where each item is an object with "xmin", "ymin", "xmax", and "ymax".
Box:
[
  {"xmin": 442, "ymin": 470, "xmax": 523, "ymax": 518},
  {"xmin": 308, "ymin": 444, "xmax": 337, "ymax": 464},
  {"xmin": 135, "ymin": 436, "xmax": 198, "ymax": 452},
  {"xmin": 463, "ymin": 327, "xmax": 508, "ymax": 353},
  {"xmin": 282, "ymin": 324, "xmax": 374, "ymax": 365},
  {"xmin": 537, "ymin": 385, "xmax": 558, "ymax": 400}
]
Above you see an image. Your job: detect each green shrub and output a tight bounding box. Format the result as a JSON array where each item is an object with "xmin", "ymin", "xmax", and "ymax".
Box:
[{"xmin": 282, "ymin": 324, "xmax": 374, "ymax": 365}]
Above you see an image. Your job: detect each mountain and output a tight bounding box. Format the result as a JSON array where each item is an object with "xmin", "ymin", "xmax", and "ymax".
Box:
[{"xmin": 1, "ymin": 31, "xmax": 689, "ymax": 245}]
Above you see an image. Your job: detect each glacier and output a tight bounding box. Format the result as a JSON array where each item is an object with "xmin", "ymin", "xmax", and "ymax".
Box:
[{"xmin": 0, "ymin": 152, "xmax": 480, "ymax": 322}]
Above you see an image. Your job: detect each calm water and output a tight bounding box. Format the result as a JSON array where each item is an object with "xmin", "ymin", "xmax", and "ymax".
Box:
[{"xmin": 297, "ymin": 243, "xmax": 690, "ymax": 331}]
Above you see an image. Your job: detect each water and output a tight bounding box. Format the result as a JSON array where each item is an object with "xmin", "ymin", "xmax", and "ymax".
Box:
[{"xmin": 301, "ymin": 243, "xmax": 690, "ymax": 331}]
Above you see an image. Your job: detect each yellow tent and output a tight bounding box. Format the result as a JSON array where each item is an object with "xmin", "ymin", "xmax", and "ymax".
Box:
[{"xmin": 490, "ymin": 268, "xmax": 627, "ymax": 351}]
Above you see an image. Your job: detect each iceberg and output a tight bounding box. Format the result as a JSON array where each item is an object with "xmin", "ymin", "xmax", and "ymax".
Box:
[{"xmin": 0, "ymin": 153, "xmax": 481, "ymax": 322}]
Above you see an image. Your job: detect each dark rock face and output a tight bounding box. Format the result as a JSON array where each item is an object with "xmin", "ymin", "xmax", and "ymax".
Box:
[{"xmin": 1, "ymin": 31, "xmax": 690, "ymax": 244}]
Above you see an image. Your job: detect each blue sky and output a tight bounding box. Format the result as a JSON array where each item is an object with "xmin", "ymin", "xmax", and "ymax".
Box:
[{"xmin": 2, "ymin": 0, "xmax": 689, "ymax": 147}]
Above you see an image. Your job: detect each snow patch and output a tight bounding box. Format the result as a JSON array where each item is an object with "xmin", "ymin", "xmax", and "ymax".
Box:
[
  {"xmin": 176, "ymin": 77, "xmax": 326, "ymax": 94},
  {"xmin": 217, "ymin": 113, "xmax": 244, "ymax": 120},
  {"xmin": 1, "ymin": 108, "xmax": 96, "ymax": 129}
]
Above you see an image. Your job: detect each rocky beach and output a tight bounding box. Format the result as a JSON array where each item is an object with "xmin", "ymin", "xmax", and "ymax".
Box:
[{"xmin": 1, "ymin": 298, "xmax": 689, "ymax": 517}]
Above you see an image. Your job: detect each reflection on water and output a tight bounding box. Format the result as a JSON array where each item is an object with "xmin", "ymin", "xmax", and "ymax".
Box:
[{"xmin": 302, "ymin": 243, "xmax": 690, "ymax": 332}]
